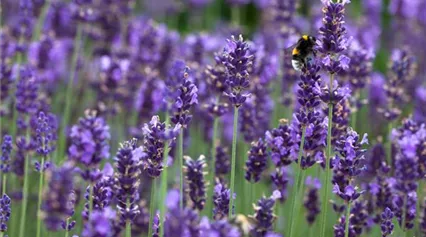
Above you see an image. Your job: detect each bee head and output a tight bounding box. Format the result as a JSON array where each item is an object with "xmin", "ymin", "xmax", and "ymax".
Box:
[{"xmin": 309, "ymin": 36, "xmax": 317, "ymax": 43}]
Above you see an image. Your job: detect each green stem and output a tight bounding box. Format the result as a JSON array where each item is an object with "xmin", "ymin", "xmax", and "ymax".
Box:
[
  {"xmin": 228, "ymin": 107, "xmax": 239, "ymax": 218},
  {"xmin": 178, "ymin": 128, "xmax": 184, "ymax": 210},
  {"xmin": 125, "ymin": 199, "xmax": 132, "ymax": 237},
  {"xmin": 159, "ymin": 114, "xmax": 170, "ymax": 237},
  {"xmin": 10, "ymin": 52, "xmax": 23, "ymax": 141},
  {"xmin": 89, "ymin": 183, "xmax": 94, "ymax": 215},
  {"xmin": 320, "ymin": 74, "xmax": 334, "ymax": 237},
  {"xmin": 344, "ymin": 201, "xmax": 351, "ymax": 237},
  {"xmin": 206, "ymin": 98, "xmax": 220, "ymax": 218},
  {"xmin": 288, "ymin": 126, "xmax": 307, "ymax": 237},
  {"xmin": 1, "ymin": 174, "xmax": 6, "ymax": 195},
  {"xmin": 56, "ymin": 24, "xmax": 83, "ymax": 163},
  {"xmin": 386, "ymin": 121, "xmax": 393, "ymax": 165},
  {"xmin": 231, "ymin": 7, "xmax": 240, "ymax": 26},
  {"xmin": 65, "ymin": 219, "xmax": 69, "ymax": 237},
  {"xmin": 36, "ymin": 157, "xmax": 46, "ymax": 237},
  {"xmin": 19, "ymin": 126, "xmax": 31, "ymax": 237},
  {"xmin": 148, "ymin": 182, "xmax": 156, "ymax": 237},
  {"xmin": 32, "ymin": 0, "xmax": 51, "ymax": 41}
]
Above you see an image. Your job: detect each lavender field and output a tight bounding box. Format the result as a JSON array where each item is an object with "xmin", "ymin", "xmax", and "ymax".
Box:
[{"xmin": 0, "ymin": 0, "xmax": 426, "ymax": 236}]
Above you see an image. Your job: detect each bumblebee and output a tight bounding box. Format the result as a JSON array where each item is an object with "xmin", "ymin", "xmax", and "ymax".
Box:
[{"xmin": 290, "ymin": 35, "xmax": 317, "ymax": 71}]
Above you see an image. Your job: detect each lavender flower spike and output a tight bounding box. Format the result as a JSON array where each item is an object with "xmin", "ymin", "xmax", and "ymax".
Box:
[
  {"xmin": 82, "ymin": 207, "xmax": 117, "ymax": 237},
  {"xmin": 250, "ymin": 191, "xmax": 280, "ymax": 236},
  {"xmin": 245, "ymin": 138, "xmax": 268, "ymax": 183},
  {"xmin": 223, "ymin": 35, "xmax": 254, "ymax": 108},
  {"xmin": 0, "ymin": 194, "xmax": 11, "ymax": 233},
  {"xmin": 115, "ymin": 139, "xmax": 143, "ymax": 224},
  {"xmin": 213, "ymin": 181, "xmax": 235, "ymax": 220},
  {"xmin": 41, "ymin": 163, "xmax": 75, "ymax": 231},
  {"xmin": 184, "ymin": 155, "xmax": 208, "ymax": 211},
  {"xmin": 0, "ymin": 135, "xmax": 13, "ymax": 173},
  {"xmin": 34, "ymin": 111, "xmax": 57, "ymax": 157},
  {"xmin": 381, "ymin": 207, "xmax": 394, "ymax": 237}
]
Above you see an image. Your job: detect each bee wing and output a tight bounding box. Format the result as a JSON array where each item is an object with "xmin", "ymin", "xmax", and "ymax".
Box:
[{"xmin": 282, "ymin": 35, "xmax": 301, "ymax": 54}]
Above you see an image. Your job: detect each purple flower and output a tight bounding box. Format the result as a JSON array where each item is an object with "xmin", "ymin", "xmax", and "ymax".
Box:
[
  {"xmin": 245, "ymin": 138, "xmax": 268, "ymax": 183},
  {"xmin": 381, "ymin": 48, "xmax": 417, "ymax": 121},
  {"xmin": 83, "ymin": 177, "xmax": 114, "ymax": 221},
  {"xmin": 167, "ymin": 61, "xmax": 198, "ymax": 127},
  {"xmin": 304, "ymin": 177, "xmax": 321, "ymax": 225},
  {"xmin": 223, "ymin": 35, "xmax": 254, "ymax": 108},
  {"xmin": 0, "ymin": 135, "xmax": 13, "ymax": 173},
  {"xmin": 41, "ymin": 163, "xmax": 75, "ymax": 231},
  {"xmin": 115, "ymin": 139, "xmax": 143, "ymax": 224},
  {"xmin": 164, "ymin": 204, "xmax": 200, "ymax": 237},
  {"xmin": 414, "ymin": 86, "xmax": 426, "ymax": 123},
  {"xmin": 381, "ymin": 207, "xmax": 394, "ymax": 237},
  {"xmin": 318, "ymin": 0, "xmax": 350, "ymax": 55},
  {"xmin": 184, "ymin": 155, "xmax": 207, "ymax": 211},
  {"xmin": 333, "ymin": 184, "xmax": 363, "ymax": 202},
  {"xmin": 142, "ymin": 115, "xmax": 181, "ymax": 178},
  {"xmin": 0, "ymin": 194, "xmax": 11, "ymax": 232},
  {"xmin": 68, "ymin": 110, "xmax": 110, "ymax": 182},
  {"xmin": 15, "ymin": 66, "xmax": 39, "ymax": 115},
  {"xmin": 333, "ymin": 200, "xmax": 369, "ymax": 237},
  {"xmin": 250, "ymin": 194, "xmax": 279, "ymax": 236},
  {"xmin": 392, "ymin": 191, "xmax": 417, "ymax": 230},
  {"xmin": 265, "ymin": 121, "xmax": 294, "ymax": 167},
  {"xmin": 152, "ymin": 212, "xmax": 160, "ymax": 237},
  {"xmin": 199, "ymin": 217, "xmax": 241, "ymax": 237},
  {"xmin": 215, "ymin": 146, "xmax": 231, "ymax": 178},
  {"xmin": 82, "ymin": 207, "xmax": 117, "ymax": 237},
  {"xmin": 130, "ymin": 200, "xmax": 150, "ymax": 236},
  {"xmin": 270, "ymin": 167, "xmax": 290, "ymax": 203},
  {"xmin": 213, "ymin": 181, "xmax": 234, "ymax": 220},
  {"xmin": 33, "ymin": 111, "xmax": 57, "ymax": 157}
]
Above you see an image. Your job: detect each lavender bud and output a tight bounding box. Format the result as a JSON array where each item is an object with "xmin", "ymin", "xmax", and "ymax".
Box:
[{"xmin": 184, "ymin": 155, "xmax": 207, "ymax": 211}]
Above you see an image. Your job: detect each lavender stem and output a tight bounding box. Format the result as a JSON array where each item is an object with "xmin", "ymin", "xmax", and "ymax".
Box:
[
  {"xmin": 56, "ymin": 24, "xmax": 83, "ymax": 163},
  {"xmin": 36, "ymin": 156, "xmax": 45, "ymax": 237},
  {"xmin": 148, "ymin": 182, "xmax": 156, "ymax": 236},
  {"xmin": 288, "ymin": 125, "xmax": 307, "ymax": 237},
  {"xmin": 228, "ymin": 107, "xmax": 239, "ymax": 218},
  {"xmin": 320, "ymin": 73, "xmax": 334, "ymax": 237},
  {"xmin": 344, "ymin": 201, "xmax": 351, "ymax": 237},
  {"xmin": 178, "ymin": 128, "xmax": 184, "ymax": 210},
  {"xmin": 159, "ymin": 114, "xmax": 170, "ymax": 237},
  {"xmin": 19, "ymin": 125, "xmax": 31, "ymax": 237}
]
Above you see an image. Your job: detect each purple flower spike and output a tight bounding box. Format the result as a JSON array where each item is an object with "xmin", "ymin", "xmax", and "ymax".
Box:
[
  {"xmin": 245, "ymin": 138, "xmax": 268, "ymax": 183},
  {"xmin": 41, "ymin": 163, "xmax": 75, "ymax": 231},
  {"xmin": 82, "ymin": 176, "xmax": 115, "ymax": 221},
  {"xmin": 200, "ymin": 217, "xmax": 241, "ymax": 237},
  {"xmin": 265, "ymin": 120, "xmax": 294, "ymax": 167},
  {"xmin": 184, "ymin": 155, "xmax": 207, "ymax": 211},
  {"xmin": 15, "ymin": 66, "xmax": 39, "ymax": 116},
  {"xmin": 223, "ymin": 35, "xmax": 254, "ymax": 108},
  {"xmin": 34, "ymin": 111, "xmax": 57, "ymax": 157},
  {"xmin": 270, "ymin": 167, "xmax": 290, "ymax": 203},
  {"xmin": 381, "ymin": 207, "xmax": 394, "ymax": 237},
  {"xmin": 115, "ymin": 139, "xmax": 143, "ymax": 224},
  {"xmin": 213, "ymin": 181, "xmax": 235, "ymax": 220},
  {"xmin": 0, "ymin": 135, "xmax": 13, "ymax": 173},
  {"xmin": 215, "ymin": 146, "xmax": 231, "ymax": 178},
  {"xmin": 82, "ymin": 207, "xmax": 116, "ymax": 237},
  {"xmin": 0, "ymin": 194, "xmax": 11, "ymax": 232},
  {"xmin": 168, "ymin": 61, "xmax": 198, "ymax": 128},
  {"xmin": 68, "ymin": 110, "xmax": 110, "ymax": 182},
  {"xmin": 142, "ymin": 115, "xmax": 181, "ymax": 178},
  {"xmin": 250, "ymin": 194, "xmax": 278, "ymax": 236},
  {"xmin": 304, "ymin": 177, "xmax": 321, "ymax": 225}
]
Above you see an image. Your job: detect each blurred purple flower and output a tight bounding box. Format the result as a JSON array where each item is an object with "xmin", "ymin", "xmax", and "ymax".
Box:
[
  {"xmin": 213, "ymin": 181, "xmax": 235, "ymax": 220},
  {"xmin": 381, "ymin": 207, "xmax": 394, "ymax": 237},
  {"xmin": 199, "ymin": 217, "xmax": 241, "ymax": 237},
  {"xmin": 184, "ymin": 155, "xmax": 207, "ymax": 211},
  {"xmin": 304, "ymin": 177, "xmax": 321, "ymax": 225},
  {"xmin": 68, "ymin": 110, "xmax": 110, "ymax": 182},
  {"xmin": 245, "ymin": 138, "xmax": 268, "ymax": 183},
  {"xmin": 82, "ymin": 207, "xmax": 116, "ymax": 237},
  {"xmin": 0, "ymin": 135, "xmax": 13, "ymax": 173},
  {"xmin": 0, "ymin": 194, "xmax": 11, "ymax": 232}
]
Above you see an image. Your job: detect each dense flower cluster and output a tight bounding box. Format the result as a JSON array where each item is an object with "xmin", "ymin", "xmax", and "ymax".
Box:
[
  {"xmin": 142, "ymin": 115, "xmax": 181, "ymax": 178},
  {"xmin": 0, "ymin": 135, "xmax": 13, "ymax": 173},
  {"xmin": 245, "ymin": 138, "xmax": 268, "ymax": 183},
  {"xmin": 184, "ymin": 155, "xmax": 207, "ymax": 211},
  {"xmin": 0, "ymin": 194, "xmax": 11, "ymax": 233},
  {"xmin": 68, "ymin": 110, "xmax": 110, "ymax": 182},
  {"xmin": 41, "ymin": 163, "xmax": 75, "ymax": 231}
]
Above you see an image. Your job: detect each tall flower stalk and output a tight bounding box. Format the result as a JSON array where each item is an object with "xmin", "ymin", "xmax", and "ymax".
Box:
[
  {"xmin": 34, "ymin": 111, "xmax": 57, "ymax": 237},
  {"xmin": 168, "ymin": 61, "xmax": 198, "ymax": 209},
  {"xmin": 317, "ymin": 1, "xmax": 351, "ymax": 236},
  {"xmin": 222, "ymin": 35, "xmax": 253, "ymax": 217},
  {"xmin": 288, "ymin": 60, "xmax": 325, "ymax": 237},
  {"xmin": 142, "ymin": 116, "xmax": 180, "ymax": 237}
]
